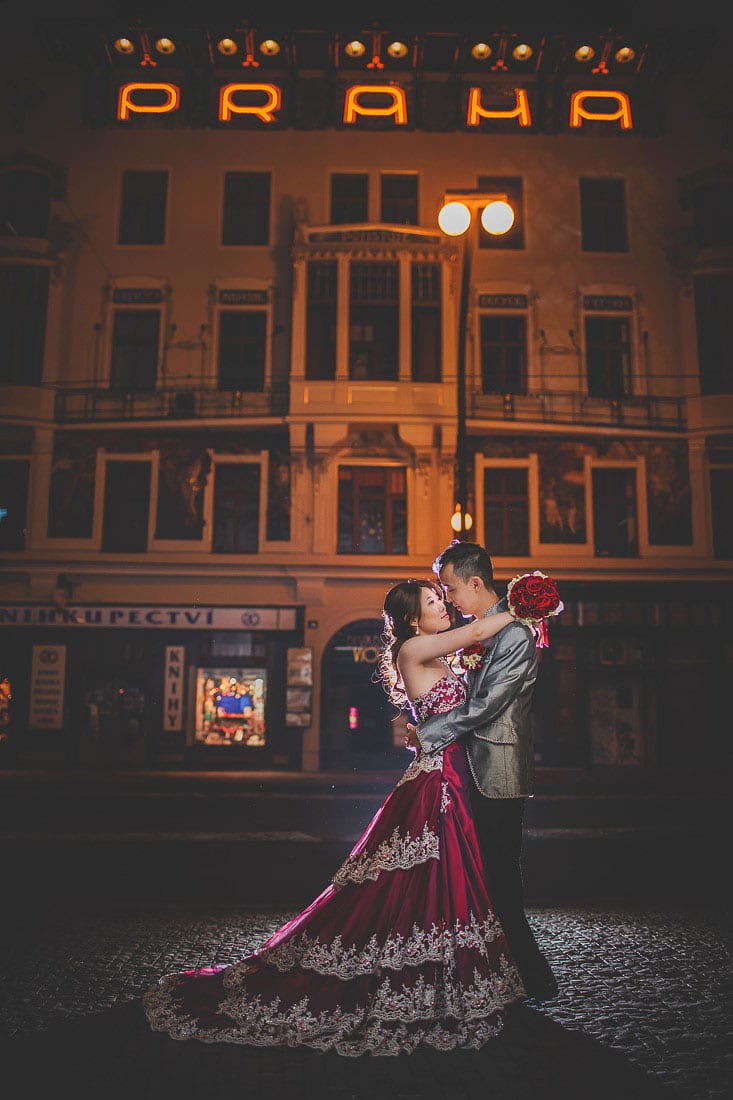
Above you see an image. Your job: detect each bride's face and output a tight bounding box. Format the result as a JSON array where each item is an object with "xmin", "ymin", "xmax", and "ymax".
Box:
[{"xmin": 416, "ymin": 586, "xmax": 451, "ymax": 635}]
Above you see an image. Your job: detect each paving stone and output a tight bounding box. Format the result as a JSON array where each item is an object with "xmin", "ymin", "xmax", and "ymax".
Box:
[{"xmin": 0, "ymin": 901, "xmax": 729, "ymax": 1098}]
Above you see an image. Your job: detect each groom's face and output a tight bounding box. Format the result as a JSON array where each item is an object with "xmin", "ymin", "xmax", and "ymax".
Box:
[{"xmin": 439, "ymin": 564, "xmax": 482, "ymax": 619}]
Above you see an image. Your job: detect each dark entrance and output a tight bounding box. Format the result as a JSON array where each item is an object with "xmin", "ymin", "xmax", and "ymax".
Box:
[{"xmin": 320, "ymin": 619, "xmax": 411, "ymax": 771}]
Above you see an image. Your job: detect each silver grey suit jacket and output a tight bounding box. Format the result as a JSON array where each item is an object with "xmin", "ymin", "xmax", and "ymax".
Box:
[{"xmin": 416, "ymin": 598, "xmax": 538, "ymax": 799}]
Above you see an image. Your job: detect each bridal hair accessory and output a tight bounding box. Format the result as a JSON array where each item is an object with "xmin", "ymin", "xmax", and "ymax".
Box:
[{"xmin": 506, "ymin": 571, "xmax": 564, "ymax": 649}]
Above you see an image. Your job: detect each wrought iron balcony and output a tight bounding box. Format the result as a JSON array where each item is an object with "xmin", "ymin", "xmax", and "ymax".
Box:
[
  {"xmin": 54, "ymin": 384, "xmax": 289, "ymax": 423},
  {"xmin": 469, "ymin": 389, "xmax": 686, "ymax": 431}
]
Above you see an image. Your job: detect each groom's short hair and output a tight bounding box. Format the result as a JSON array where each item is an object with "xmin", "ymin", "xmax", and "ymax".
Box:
[{"xmin": 432, "ymin": 541, "xmax": 494, "ymax": 588}]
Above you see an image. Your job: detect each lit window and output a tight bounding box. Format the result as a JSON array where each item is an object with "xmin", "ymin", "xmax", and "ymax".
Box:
[{"xmin": 338, "ymin": 467, "xmax": 407, "ymax": 554}]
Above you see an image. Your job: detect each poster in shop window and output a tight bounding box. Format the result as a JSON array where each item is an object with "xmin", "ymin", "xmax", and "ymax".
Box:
[
  {"xmin": 28, "ymin": 644, "xmax": 66, "ymax": 729},
  {"xmin": 286, "ymin": 648, "xmax": 312, "ymax": 726}
]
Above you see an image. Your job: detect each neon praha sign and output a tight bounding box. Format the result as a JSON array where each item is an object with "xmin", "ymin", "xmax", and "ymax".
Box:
[{"xmin": 116, "ymin": 81, "xmax": 634, "ymax": 130}]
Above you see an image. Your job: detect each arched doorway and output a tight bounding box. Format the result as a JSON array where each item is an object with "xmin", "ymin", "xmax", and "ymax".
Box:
[{"xmin": 320, "ymin": 619, "xmax": 411, "ymax": 772}]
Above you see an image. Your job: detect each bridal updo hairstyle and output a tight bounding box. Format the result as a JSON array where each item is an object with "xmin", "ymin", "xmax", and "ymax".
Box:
[{"xmin": 378, "ymin": 579, "xmax": 443, "ymax": 707}]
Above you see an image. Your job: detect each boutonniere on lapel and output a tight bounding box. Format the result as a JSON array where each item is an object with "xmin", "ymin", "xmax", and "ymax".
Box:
[
  {"xmin": 507, "ymin": 570, "xmax": 564, "ymax": 649},
  {"xmin": 454, "ymin": 642, "xmax": 486, "ymax": 672}
]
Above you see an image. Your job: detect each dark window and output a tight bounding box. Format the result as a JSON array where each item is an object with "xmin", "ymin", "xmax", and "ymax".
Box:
[
  {"xmin": 0, "ymin": 265, "xmax": 49, "ymax": 385},
  {"xmin": 0, "ymin": 170, "xmax": 51, "ymax": 237},
  {"xmin": 306, "ymin": 260, "xmax": 337, "ymax": 380},
  {"xmin": 102, "ymin": 461, "xmax": 150, "ymax": 552},
  {"xmin": 480, "ymin": 314, "xmax": 527, "ymax": 393},
  {"xmin": 691, "ymin": 181, "xmax": 733, "ymax": 248},
  {"xmin": 331, "ymin": 173, "xmax": 368, "ymax": 224},
  {"xmin": 222, "ymin": 172, "xmax": 270, "ymax": 245},
  {"xmin": 580, "ymin": 178, "xmax": 628, "ymax": 252},
  {"xmin": 710, "ymin": 468, "xmax": 733, "ymax": 558},
  {"xmin": 117, "ymin": 170, "xmax": 168, "ymax": 245},
  {"xmin": 694, "ymin": 274, "xmax": 733, "ymax": 394},
  {"xmin": 411, "ymin": 263, "xmax": 441, "ymax": 381},
  {"xmin": 0, "ymin": 460, "xmax": 29, "ymax": 551},
  {"xmin": 380, "ymin": 174, "xmax": 418, "ymax": 225},
  {"xmin": 213, "ymin": 464, "xmax": 260, "ymax": 553},
  {"xmin": 338, "ymin": 467, "xmax": 407, "ymax": 554},
  {"xmin": 110, "ymin": 309, "xmax": 160, "ymax": 391},
  {"xmin": 592, "ymin": 468, "xmax": 638, "ymax": 557},
  {"xmin": 349, "ymin": 261, "xmax": 399, "ymax": 380},
  {"xmin": 267, "ymin": 454, "xmax": 290, "ymax": 542},
  {"xmin": 48, "ymin": 445, "xmax": 96, "ymax": 539},
  {"xmin": 217, "ymin": 311, "xmax": 267, "ymax": 391},
  {"xmin": 477, "ymin": 175, "xmax": 524, "ymax": 250},
  {"xmin": 585, "ymin": 316, "xmax": 632, "ymax": 397},
  {"xmin": 483, "ymin": 467, "xmax": 529, "ymax": 556}
]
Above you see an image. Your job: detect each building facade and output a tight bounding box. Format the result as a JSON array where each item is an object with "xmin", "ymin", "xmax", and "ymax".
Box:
[{"xmin": 1, "ymin": 18, "xmax": 731, "ymax": 780}]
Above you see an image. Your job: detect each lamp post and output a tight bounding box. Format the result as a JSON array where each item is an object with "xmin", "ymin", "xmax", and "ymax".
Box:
[{"xmin": 438, "ymin": 192, "xmax": 515, "ymax": 540}]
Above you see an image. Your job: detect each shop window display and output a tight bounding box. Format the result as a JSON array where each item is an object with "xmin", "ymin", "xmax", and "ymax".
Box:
[{"xmin": 196, "ymin": 668, "xmax": 266, "ymax": 747}]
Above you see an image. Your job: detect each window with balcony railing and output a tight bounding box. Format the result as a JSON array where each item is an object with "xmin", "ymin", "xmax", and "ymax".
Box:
[
  {"xmin": 585, "ymin": 315, "xmax": 632, "ymax": 398},
  {"xmin": 0, "ymin": 265, "xmax": 49, "ymax": 385},
  {"xmin": 349, "ymin": 262, "xmax": 399, "ymax": 380},
  {"xmin": 217, "ymin": 310, "xmax": 267, "ymax": 391},
  {"xmin": 483, "ymin": 466, "xmax": 529, "ymax": 556},
  {"xmin": 480, "ymin": 314, "xmax": 527, "ymax": 394},
  {"xmin": 110, "ymin": 308, "xmax": 160, "ymax": 391},
  {"xmin": 580, "ymin": 178, "xmax": 628, "ymax": 253},
  {"xmin": 337, "ymin": 466, "xmax": 407, "ymax": 554},
  {"xmin": 222, "ymin": 172, "xmax": 270, "ymax": 246}
]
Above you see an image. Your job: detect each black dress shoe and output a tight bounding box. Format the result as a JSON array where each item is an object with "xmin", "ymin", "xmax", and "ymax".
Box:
[
  {"xmin": 523, "ymin": 972, "xmax": 559, "ymax": 1002},
  {"xmin": 520, "ymin": 956, "xmax": 559, "ymax": 1002}
]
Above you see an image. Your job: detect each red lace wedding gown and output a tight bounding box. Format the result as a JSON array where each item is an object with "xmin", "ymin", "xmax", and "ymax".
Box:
[{"xmin": 143, "ymin": 675, "xmax": 526, "ymax": 1056}]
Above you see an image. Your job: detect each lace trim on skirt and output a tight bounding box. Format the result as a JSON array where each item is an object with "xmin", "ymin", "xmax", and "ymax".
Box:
[
  {"xmin": 394, "ymin": 750, "xmax": 443, "ymax": 788},
  {"xmin": 246, "ymin": 911, "xmax": 507, "ymax": 978},
  {"xmin": 331, "ymin": 821, "xmax": 440, "ymax": 889},
  {"xmin": 144, "ymin": 954, "xmax": 523, "ymax": 1056}
]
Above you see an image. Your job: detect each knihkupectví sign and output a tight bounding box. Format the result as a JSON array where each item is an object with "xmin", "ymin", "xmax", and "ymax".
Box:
[{"xmin": 0, "ymin": 605, "xmax": 297, "ymax": 631}]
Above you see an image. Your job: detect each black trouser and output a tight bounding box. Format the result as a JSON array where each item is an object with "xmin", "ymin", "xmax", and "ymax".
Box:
[{"xmin": 468, "ymin": 787, "xmax": 550, "ymax": 982}]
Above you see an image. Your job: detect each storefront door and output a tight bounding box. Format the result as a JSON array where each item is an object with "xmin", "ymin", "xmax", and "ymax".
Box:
[{"xmin": 320, "ymin": 619, "xmax": 410, "ymax": 771}]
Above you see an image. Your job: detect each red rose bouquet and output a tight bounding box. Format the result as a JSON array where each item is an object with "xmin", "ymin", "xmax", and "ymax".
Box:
[{"xmin": 506, "ymin": 570, "xmax": 564, "ymax": 648}]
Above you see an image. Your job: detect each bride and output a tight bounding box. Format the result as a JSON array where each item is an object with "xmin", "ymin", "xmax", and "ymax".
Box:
[{"xmin": 143, "ymin": 579, "xmax": 525, "ymax": 1056}]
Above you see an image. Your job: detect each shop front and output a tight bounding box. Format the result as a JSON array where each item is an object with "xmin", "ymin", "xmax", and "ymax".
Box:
[
  {"xmin": 531, "ymin": 582, "xmax": 730, "ymax": 782},
  {"xmin": 0, "ymin": 602, "xmax": 303, "ymax": 769}
]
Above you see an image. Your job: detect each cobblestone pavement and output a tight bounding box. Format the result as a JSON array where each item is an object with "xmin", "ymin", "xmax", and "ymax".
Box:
[{"xmin": 0, "ymin": 901, "xmax": 729, "ymax": 1100}]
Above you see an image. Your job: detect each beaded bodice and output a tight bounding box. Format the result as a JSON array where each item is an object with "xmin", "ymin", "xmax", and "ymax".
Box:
[{"xmin": 410, "ymin": 675, "xmax": 466, "ymax": 724}]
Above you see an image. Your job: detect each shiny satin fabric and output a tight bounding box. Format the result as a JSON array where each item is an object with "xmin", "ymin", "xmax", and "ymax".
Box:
[
  {"xmin": 143, "ymin": 683, "xmax": 524, "ymax": 1055},
  {"xmin": 416, "ymin": 599, "xmax": 538, "ymax": 799}
]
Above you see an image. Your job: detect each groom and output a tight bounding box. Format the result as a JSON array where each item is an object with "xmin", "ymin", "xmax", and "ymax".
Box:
[{"xmin": 411, "ymin": 540, "xmax": 558, "ymax": 1003}]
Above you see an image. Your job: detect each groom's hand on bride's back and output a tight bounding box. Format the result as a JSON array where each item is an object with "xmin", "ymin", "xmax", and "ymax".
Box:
[{"xmin": 404, "ymin": 723, "xmax": 420, "ymax": 753}]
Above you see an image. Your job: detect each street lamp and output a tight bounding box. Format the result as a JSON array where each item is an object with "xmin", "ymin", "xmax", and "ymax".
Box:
[{"xmin": 437, "ymin": 191, "xmax": 515, "ymax": 539}]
